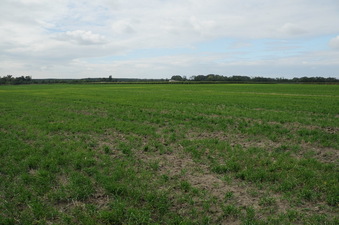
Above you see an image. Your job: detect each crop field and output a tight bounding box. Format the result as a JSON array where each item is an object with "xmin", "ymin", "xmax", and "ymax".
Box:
[{"xmin": 0, "ymin": 83, "xmax": 338, "ymax": 224}]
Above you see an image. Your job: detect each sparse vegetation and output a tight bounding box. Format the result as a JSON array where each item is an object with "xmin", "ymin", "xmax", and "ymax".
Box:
[{"xmin": 0, "ymin": 83, "xmax": 338, "ymax": 224}]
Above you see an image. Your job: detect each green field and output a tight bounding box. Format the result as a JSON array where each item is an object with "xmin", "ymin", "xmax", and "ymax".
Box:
[{"xmin": 0, "ymin": 84, "xmax": 338, "ymax": 224}]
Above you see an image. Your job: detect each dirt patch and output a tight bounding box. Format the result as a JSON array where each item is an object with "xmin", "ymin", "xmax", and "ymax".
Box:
[
  {"xmin": 68, "ymin": 109, "xmax": 108, "ymax": 118},
  {"xmin": 283, "ymin": 122, "xmax": 339, "ymax": 135},
  {"xmin": 75, "ymin": 110, "xmax": 94, "ymax": 116},
  {"xmin": 138, "ymin": 149, "xmax": 290, "ymax": 223},
  {"xmin": 28, "ymin": 169, "xmax": 37, "ymax": 175},
  {"xmin": 54, "ymin": 187, "xmax": 110, "ymax": 216},
  {"xmin": 201, "ymin": 113, "xmax": 338, "ymax": 136},
  {"xmin": 186, "ymin": 130, "xmax": 281, "ymax": 151},
  {"xmin": 0, "ymin": 128, "xmax": 8, "ymax": 134},
  {"xmin": 88, "ymin": 123, "xmax": 338, "ymax": 223},
  {"xmin": 57, "ymin": 174, "xmax": 69, "ymax": 186},
  {"xmin": 323, "ymin": 127, "xmax": 338, "ymax": 134},
  {"xmin": 297, "ymin": 144, "xmax": 339, "ymax": 164},
  {"xmin": 139, "ymin": 142, "xmax": 339, "ymax": 223},
  {"xmin": 185, "ymin": 128, "xmax": 338, "ymax": 164},
  {"xmin": 162, "ymin": 152, "xmax": 288, "ymax": 209},
  {"xmin": 86, "ymin": 187, "xmax": 111, "ymax": 208}
]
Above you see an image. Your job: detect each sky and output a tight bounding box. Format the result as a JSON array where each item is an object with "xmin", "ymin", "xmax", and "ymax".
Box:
[{"xmin": 1, "ymin": 0, "xmax": 339, "ymax": 79}]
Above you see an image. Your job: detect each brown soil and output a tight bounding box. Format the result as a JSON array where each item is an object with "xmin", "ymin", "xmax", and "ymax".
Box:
[
  {"xmin": 186, "ymin": 126, "xmax": 338, "ymax": 164},
  {"xmin": 88, "ymin": 125, "xmax": 338, "ymax": 222},
  {"xmin": 137, "ymin": 147, "xmax": 290, "ymax": 223}
]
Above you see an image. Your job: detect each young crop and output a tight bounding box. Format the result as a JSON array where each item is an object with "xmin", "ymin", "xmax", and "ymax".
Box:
[{"xmin": 0, "ymin": 83, "xmax": 338, "ymax": 224}]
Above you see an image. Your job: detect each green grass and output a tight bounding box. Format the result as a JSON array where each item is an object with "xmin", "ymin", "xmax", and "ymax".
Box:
[{"xmin": 0, "ymin": 83, "xmax": 338, "ymax": 224}]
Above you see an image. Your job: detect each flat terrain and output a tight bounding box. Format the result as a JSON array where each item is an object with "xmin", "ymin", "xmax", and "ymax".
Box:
[{"xmin": 0, "ymin": 83, "xmax": 338, "ymax": 224}]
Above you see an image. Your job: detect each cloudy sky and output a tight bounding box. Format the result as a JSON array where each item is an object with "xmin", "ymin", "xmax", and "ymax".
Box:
[{"xmin": 1, "ymin": 0, "xmax": 339, "ymax": 79}]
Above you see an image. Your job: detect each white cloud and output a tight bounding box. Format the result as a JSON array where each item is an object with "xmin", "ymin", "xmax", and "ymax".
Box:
[
  {"xmin": 329, "ymin": 36, "xmax": 339, "ymax": 50},
  {"xmin": 0, "ymin": 0, "xmax": 339, "ymax": 78},
  {"xmin": 278, "ymin": 23, "xmax": 307, "ymax": 36},
  {"xmin": 111, "ymin": 20, "xmax": 136, "ymax": 35},
  {"xmin": 58, "ymin": 30, "xmax": 108, "ymax": 45}
]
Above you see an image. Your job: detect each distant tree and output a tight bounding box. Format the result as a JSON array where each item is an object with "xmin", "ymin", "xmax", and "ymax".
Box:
[
  {"xmin": 252, "ymin": 77, "xmax": 275, "ymax": 82},
  {"xmin": 171, "ymin": 75, "xmax": 183, "ymax": 81},
  {"xmin": 194, "ymin": 75, "xmax": 207, "ymax": 81},
  {"xmin": 189, "ymin": 76, "xmax": 196, "ymax": 80},
  {"xmin": 229, "ymin": 76, "xmax": 251, "ymax": 81},
  {"xmin": 4, "ymin": 75, "xmax": 14, "ymax": 84},
  {"xmin": 325, "ymin": 77, "xmax": 338, "ymax": 82},
  {"xmin": 276, "ymin": 77, "xmax": 289, "ymax": 83}
]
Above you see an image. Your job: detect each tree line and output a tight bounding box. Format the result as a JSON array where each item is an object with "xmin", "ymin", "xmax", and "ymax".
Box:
[
  {"xmin": 0, "ymin": 75, "xmax": 32, "ymax": 85},
  {"xmin": 170, "ymin": 74, "xmax": 338, "ymax": 83},
  {"xmin": 0, "ymin": 75, "xmax": 168, "ymax": 85},
  {"xmin": 1, "ymin": 74, "xmax": 338, "ymax": 85}
]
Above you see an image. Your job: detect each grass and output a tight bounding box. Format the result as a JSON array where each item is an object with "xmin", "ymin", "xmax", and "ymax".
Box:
[{"xmin": 0, "ymin": 83, "xmax": 338, "ymax": 224}]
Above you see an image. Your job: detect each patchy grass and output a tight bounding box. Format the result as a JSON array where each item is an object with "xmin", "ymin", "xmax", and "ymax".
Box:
[{"xmin": 0, "ymin": 83, "xmax": 338, "ymax": 224}]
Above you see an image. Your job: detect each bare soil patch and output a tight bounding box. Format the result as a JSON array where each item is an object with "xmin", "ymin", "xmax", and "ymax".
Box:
[
  {"xmin": 136, "ymin": 147, "xmax": 290, "ymax": 223},
  {"xmin": 186, "ymin": 127, "xmax": 338, "ymax": 164}
]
